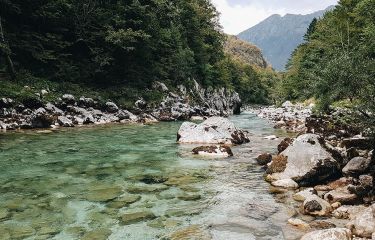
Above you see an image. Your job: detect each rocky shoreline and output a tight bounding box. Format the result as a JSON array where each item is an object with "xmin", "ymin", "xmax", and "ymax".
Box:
[
  {"xmin": 0, "ymin": 80, "xmax": 241, "ymax": 131},
  {"xmin": 251, "ymin": 102, "xmax": 375, "ymax": 239}
]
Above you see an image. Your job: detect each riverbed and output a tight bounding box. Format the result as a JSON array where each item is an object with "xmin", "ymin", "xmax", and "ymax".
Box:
[{"xmin": 0, "ymin": 112, "xmax": 303, "ymax": 240}]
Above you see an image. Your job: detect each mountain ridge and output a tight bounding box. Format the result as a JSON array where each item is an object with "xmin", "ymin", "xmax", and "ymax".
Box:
[{"xmin": 237, "ymin": 6, "xmax": 335, "ymax": 71}]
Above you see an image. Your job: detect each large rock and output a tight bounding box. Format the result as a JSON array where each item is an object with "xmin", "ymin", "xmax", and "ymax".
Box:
[
  {"xmin": 267, "ymin": 134, "xmax": 340, "ymax": 186},
  {"xmin": 342, "ymin": 157, "xmax": 372, "ymax": 177},
  {"xmin": 31, "ymin": 108, "xmax": 54, "ymax": 128},
  {"xmin": 346, "ymin": 204, "xmax": 375, "ymax": 238},
  {"xmin": 300, "ymin": 228, "xmax": 352, "ymax": 240},
  {"xmin": 177, "ymin": 117, "xmax": 249, "ymax": 144},
  {"xmin": 45, "ymin": 103, "xmax": 64, "ymax": 116},
  {"xmin": 62, "ymin": 94, "xmax": 75, "ymax": 104},
  {"xmin": 105, "ymin": 102, "xmax": 119, "ymax": 113},
  {"xmin": 57, "ymin": 116, "xmax": 74, "ymax": 127}
]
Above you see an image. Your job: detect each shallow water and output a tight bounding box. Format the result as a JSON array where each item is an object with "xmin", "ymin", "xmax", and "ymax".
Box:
[{"xmin": 0, "ymin": 112, "xmax": 302, "ymax": 240}]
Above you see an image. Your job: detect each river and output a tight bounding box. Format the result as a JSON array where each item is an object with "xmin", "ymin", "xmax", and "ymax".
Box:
[{"xmin": 0, "ymin": 112, "xmax": 303, "ymax": 240}]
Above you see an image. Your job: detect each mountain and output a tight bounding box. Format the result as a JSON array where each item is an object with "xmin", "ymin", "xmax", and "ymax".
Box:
[
  {"xmin": 224, "ymin": 35, "xmax": 268, "ymax": 68},
  {"xmin": 237, "ymin": 6, "xmax": 334, "ymax": 71}
]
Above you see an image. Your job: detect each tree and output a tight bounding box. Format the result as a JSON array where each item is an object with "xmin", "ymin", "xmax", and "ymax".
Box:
[{"xmin": 0, "ymin": 16, "xmax": 16, "ymax": 80}]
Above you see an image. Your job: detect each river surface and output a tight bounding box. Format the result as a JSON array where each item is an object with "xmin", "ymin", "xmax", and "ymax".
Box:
[{"xmin": 0, "ymin": 112, "xmax": 303, "ymax": 240}]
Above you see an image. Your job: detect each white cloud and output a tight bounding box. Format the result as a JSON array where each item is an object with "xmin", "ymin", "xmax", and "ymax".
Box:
[{"xmin": 211, "ymin": 0, "xmax": 338, "ymax": 35}]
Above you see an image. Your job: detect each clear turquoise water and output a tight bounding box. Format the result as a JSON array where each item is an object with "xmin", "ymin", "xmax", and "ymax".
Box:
[{"xmin": 0, "ymin": 113, "xmax": 300, "ymax": 240}]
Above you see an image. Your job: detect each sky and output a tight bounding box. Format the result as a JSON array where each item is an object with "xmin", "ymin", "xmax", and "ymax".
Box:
[{"xmin": 212, "ymin": 0, "xmax": 339, "ymax": 35}]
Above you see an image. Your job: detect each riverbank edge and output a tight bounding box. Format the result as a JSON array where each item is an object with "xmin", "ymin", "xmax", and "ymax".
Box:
[{"xmin": 0, "ymin": 80, "xmax": 241, "ymax": 132}]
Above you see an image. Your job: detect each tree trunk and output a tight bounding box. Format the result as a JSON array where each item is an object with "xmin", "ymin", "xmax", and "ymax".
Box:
[{"xmin": 0, "ymin": 16, "xmax": 16, "ymax": 80}]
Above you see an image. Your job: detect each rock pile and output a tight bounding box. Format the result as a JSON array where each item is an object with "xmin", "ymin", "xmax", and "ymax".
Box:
[
  {"xmin": 255, "ymin": 106, "xmax": 374, "ymax": 239},
  {"xmin": 249, "ymin": 102, "xmax": 313, "ymax": 132}
]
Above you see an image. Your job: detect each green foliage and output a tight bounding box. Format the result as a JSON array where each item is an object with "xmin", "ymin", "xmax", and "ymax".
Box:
[
  {"xmin": 0, "ymin": 0, "xmax": 274, "ymax": 105},
  {"xmin": 282, "ymin": 0, "xmax": 375, "ymax": 133}
]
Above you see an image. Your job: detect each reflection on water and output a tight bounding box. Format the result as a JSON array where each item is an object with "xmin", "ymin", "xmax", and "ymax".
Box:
[{"xmin": 0, "ymin": 113, "xmax": 301, "ymax": 240}]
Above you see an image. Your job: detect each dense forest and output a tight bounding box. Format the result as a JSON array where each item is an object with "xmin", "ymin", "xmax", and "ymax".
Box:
[
  {"xmin": 0, "ymin": 0, "xmax": 272, "ymax": 106},
  {"xmin": 279, "ymin": 0, "xmax": 374, "ymax": 132}
]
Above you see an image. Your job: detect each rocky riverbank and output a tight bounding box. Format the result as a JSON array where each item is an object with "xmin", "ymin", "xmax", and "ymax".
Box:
[
  {"xmin": 253, "ymin": 104, "xmax": 375, "ymax": 239},
  {"xmin": 247, "ymin": 101, "xmax": 313, "ymax": 132},
  {"xmin": 0, "ymin": 80, "xmax": 241, "ymax": 131}
]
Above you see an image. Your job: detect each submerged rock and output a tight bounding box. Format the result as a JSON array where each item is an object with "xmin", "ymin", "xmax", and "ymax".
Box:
[
  {"xmin": 256, "ymin": 153, "xmax": 272, "ymax": 165},
  {"xmin": 119, "ymin": 211, "xmax": 156, "ymax": 225},
  {"xmin": 85, "ymin": 186, "xmax": 122, "ymax": 202},
  {"xmin": 192, "ymin": 145, "xmax": 233, "ymax": 157},
  {"xmin": 300, "ymin": 228, "xmax": 351, "ymax": 240},
  {"xmin": 177, "ymin": 117, "xmax": 249, "ymax": 144},
  {"xmin": 267, "ymin": 134, "xmax": 340, "ymax": 186}
]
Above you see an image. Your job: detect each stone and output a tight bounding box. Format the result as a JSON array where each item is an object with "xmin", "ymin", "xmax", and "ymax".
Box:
[
  {"xmin": 119, "ymin": 211, "xmax": 156, "ymax": 225},
  {"xmin": 288, "ymin": 218, "xmax": 309, "ymax": 228},
  {"xmin": 0, "ymin": 209, "xmax": 10, "ymax": 220},
  {"xmin": 41, "ymin": 89, "xmax": 48, "ymax": 95},
  {"xmin": 135, "ymin": 98, "xmax": 147, "ymax": 109},
  {"xmin": 7, "ymin": 224, "xmax": 35, "ymax": 239},
  {"xmin": 293, "ymin": 188, "xmax": 316, "ymax": 202},
  {"xmin": 192, "ymin": 145, "xmax": 233, "ymax": 157},
  {"xmin": 278, "ymin": 138, "xmax": 293, "ymax": 153},
  {"xmin": 300, "ymin": 228, "xmax": 352, "ymax": 240},
  {"xmin": 264, "ymin": 135, "xmax": 278, "ymax": 140},
  {"xmin": 45, "ymin": 103, "xmax": 63, "ymax": 116},
  {"xmin": 85, "ymin": 186, "xmax": 122, "ymax": 202},
  {"xmin": 62, "ymin": 94, "xmax": 75, "ymax": 104},
  {"xmin": 81, "ymin": 228, "xmax": 111, "ymax": 240},
  {"xmin": 271, "ymin": 179, "xmax": 299, "ymax": 189},
  {"xmin": 57, "ymin": 116, "xmax": 74, "ymax": 127},
  {"xmin": 78, "ymin": 97, "xmax": 95, "ymax": 108},
  {"xmin": 324, "ymin": 187, "xmax": 358, "ymax": 204},
  {"xmin": 302, "ymin": 195, "xmax": 332, "ymax": 216},
  {"xmin": 0, "ymin": 98, "xmax": 14, "ymax": 108},
  {"xmin": 105, "ymin": 102, "xmax": 119, "ymax": 113},
  {"xmin": 333, "ymin": 205, "xmax": 367, "ymax": 220},
  {"xmin": 177, "ymin": 117, "xmax": 249, "ymax": 145},
  {"xmin": 309, "ymin": 220, "xmax": 336, "ymax": 230},
  {"xmin": 107, "ymin": 194, "xmax": 141, "ymax": 209},
  {"xmin": 266, "ymin": 134, "xmax": 340, "ymax": 186},
  {"xmin": 256, "ymin": 153, "xmax": 272, "ymax": 165},
  {"xmin": 31, "ymin": 109, "xmax": 54, "ymax": 128},
  {"xmin": 346, "ymin": 204, "xmax": 375, "ymax": 238},
  {"xmin": 166, "ymin": 225, "xmax": 211, "ymax": 240},
  {"xmin": 341, "ymin": 137, "xmax": 373, "ymax": 150},
  {"xmin": 342, "ymin": 157, "xmax": 372, "ymax": 177},
  {"xmin": 177, "ymin": 193, "xmax": 201, "ymax": 201}
]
